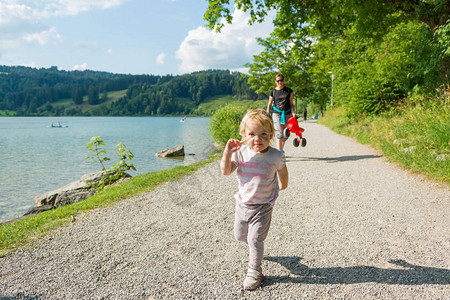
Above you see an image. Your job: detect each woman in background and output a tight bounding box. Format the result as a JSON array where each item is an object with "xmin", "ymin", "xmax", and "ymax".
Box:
[{"xmin": 267, "ymin": 74, "xmax": 295, "ymax": 151}]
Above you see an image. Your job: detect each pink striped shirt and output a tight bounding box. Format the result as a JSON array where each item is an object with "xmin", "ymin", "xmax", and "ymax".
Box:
[{"xmin": 232, "ymin": 145, "xmax": 286, "ymax": 205}]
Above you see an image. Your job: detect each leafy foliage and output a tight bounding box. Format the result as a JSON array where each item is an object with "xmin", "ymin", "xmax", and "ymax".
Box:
[
  {"xmin": 86, "ymin": 136, "xmax": 110, "ymax": 171},
  {"xmin": 320, "ymin": 97, "xmax": 449, "ymax": 183},
  {"xmin": 205, "ymin": 1, "xmax": 450, "ymax": 119},
  {"xmin": 209, "ymin": 100, "xmax": 266, "ymax": 145},
  {"xmin": 209, "ymin": 105, "xmax": 245, "ymax": 146},
  {"xmin": 86, "ymin": 137, "xmax": 136, "ymax": 190}
]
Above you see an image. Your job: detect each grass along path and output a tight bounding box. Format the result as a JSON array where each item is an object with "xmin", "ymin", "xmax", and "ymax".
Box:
[
  {"xmin": 319, "ymin": 100, "xmax": 449, "ymax": 185},
  {"xmin": 0, "ymin": 155, "xmax": 220, "ymax": 256}
]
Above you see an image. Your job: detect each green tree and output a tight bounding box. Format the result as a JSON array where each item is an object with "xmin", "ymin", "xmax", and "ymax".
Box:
[
  {"xmin": 72, "ymin": 87, "xmax": 83, "ymax": 105},
  {"xmin": 205, "ymin": 0, "xmax": 450, "ymax": 118},
  {"xmin": 88, "ymin": 86, "xmax": 99, "ymax": 105}
]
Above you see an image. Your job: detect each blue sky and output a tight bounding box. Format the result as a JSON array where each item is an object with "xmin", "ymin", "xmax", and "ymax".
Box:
[{"xmin": 0, "ymin": 0, "xmax": 274, "ymax": 75}]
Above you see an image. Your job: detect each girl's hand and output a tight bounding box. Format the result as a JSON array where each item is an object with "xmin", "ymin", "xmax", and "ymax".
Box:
[
  {"xmin": 221, "ymin": 139, "xmax": 243, "ymax": 175},
  {"xmin": 225, "ymin": 139, "xmax": 244, "ymax": 154}
]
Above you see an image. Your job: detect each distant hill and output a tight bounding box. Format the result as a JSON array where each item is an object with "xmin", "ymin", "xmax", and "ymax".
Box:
[{"xmin": 0, "ymin": 66, "xmax": 265, "ymax": 116}]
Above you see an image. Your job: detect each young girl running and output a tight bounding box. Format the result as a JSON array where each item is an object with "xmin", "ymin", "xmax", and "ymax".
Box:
[{"xmin": 221, "ymin": 109, "xmax": 289, "ymax": 290}]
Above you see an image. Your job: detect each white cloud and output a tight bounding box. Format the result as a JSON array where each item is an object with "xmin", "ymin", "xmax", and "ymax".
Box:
[
  {"xmin": 0, "ymin": 1, "xmax": 127, "ymax": 53},
  {"xmin": 0, "ymin": 26, "xmax": 60, "ymax": 52},
  {"xmin": 0, "ymin": 0, "xmax": 129, "ymax": 19},
  {"xmin": 23, "ymin": 27, "xmax": 60, "ymax": 45},
  {"xmin": 48, "ymin": 0, "xmax": 128, "ymax": 17},
  {"xmin": 0, "ymin": 3, "xmax": 32, "ymax": 26},
  {"xmin": 156, "ymin": 53, "xmax": 166, "ymax": 64},
  {"xmin": 72, "ymin": 62, "xmax": 88, "ymax": 71},
  {"xmin": 21, "ymin": 62, "xmax": 37, "ymax": 69},
  {"xmin": 176, "ymin": 9, "xmax": 274, "ymax": 74},
  {"xmin": 230, "ymin": 67, "xmax": 250, "ymax": 74}
]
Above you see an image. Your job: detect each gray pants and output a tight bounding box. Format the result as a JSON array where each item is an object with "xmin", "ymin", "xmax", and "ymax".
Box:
[
  {"xmin": 272, "ymin": 112, "xmax": 292, "ymax": 141},
  {"xmin": 234, "ymin": 203, "xmax": 273, "ymax": 272}
]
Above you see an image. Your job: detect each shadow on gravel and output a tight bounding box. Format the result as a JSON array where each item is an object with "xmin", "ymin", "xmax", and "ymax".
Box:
[
  {"xmin": 264, "ymin": 257, "xmax": 450, "ymax": 286},
  {"xmin": 285, "ymin": 155, "xmax": 381, "ymax": 163}
]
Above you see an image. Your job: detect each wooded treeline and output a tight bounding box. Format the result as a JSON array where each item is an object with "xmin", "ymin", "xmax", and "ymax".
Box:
[
  {"xmin": 0, "ymin": 66, "xmax": 261, "ymax": 116},
  {"xmin": 205, "ymin": 0, "xmax": 449, "ymax": 118},
  {"xmin": 107, "ymin": 70, "xmax": 261, "ymax": 116}
]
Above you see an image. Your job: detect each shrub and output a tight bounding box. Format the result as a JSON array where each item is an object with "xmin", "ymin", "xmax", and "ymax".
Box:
[{"xmin": 209, "ymin": 101, "xmax": 266, "ymax": 146}]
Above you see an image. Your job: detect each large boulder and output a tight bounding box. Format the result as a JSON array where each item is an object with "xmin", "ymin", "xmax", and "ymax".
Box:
[
  {"xmin": 34, "ymin": 171, "xmax": 130, "ymax": 208},
  {"xmin": 0, "ymin": 172, "xmax": 132, "ymax": 224},
  {"xmin": 155, "ymin": 145, "xmax": 185, "ymax": 157},
  {"xmin": 23, "ymin": 205, "xmax": 54, "ymax": 216}
]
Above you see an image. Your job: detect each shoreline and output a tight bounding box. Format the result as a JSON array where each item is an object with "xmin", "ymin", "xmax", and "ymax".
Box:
[
  {"xmin": 0, "ymin": 116, "xmax": 213, "ymax": 224},
  {"xmin": 1, "ymin": 121, "xmax": 448, "ymax": 298}
]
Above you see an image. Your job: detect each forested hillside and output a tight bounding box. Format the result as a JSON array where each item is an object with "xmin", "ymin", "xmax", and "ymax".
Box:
[{"xmin": 0, "ymin": 66, "xmax": 262, "ymax": 116}]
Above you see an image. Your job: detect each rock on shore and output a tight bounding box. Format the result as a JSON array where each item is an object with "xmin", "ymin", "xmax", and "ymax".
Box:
[
  {"xmin": 0, "ymin": 172, "xmax": 131, "ymax": 225},
  {"xmin": 155, "ymin": 145, "xmax": 185, "ymax": 157}
]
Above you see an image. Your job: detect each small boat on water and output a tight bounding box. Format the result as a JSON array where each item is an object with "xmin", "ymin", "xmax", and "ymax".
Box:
[
  {"xmin": 49, "ymin": 122, "xmax": 68, "ymax": 128},
  {"xmin": 180, "ymin": 116, "xmax": 187, "ymax": 122}
]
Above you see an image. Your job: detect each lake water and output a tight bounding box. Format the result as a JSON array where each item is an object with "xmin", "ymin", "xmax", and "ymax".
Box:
[{"xmin": 0, "ymin": 117, "xmax": 213, "ymax": 223}]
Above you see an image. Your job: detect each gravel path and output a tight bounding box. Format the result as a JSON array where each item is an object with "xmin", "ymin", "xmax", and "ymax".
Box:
[{"xmin": 1, "ymin": 121, "xmax": 449, "ymax": 299}]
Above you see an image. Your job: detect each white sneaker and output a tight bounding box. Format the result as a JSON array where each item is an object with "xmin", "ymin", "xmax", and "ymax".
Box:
[{"xmin": 243, "ymin": 269, "xmax": 264, "ymax": 290}]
